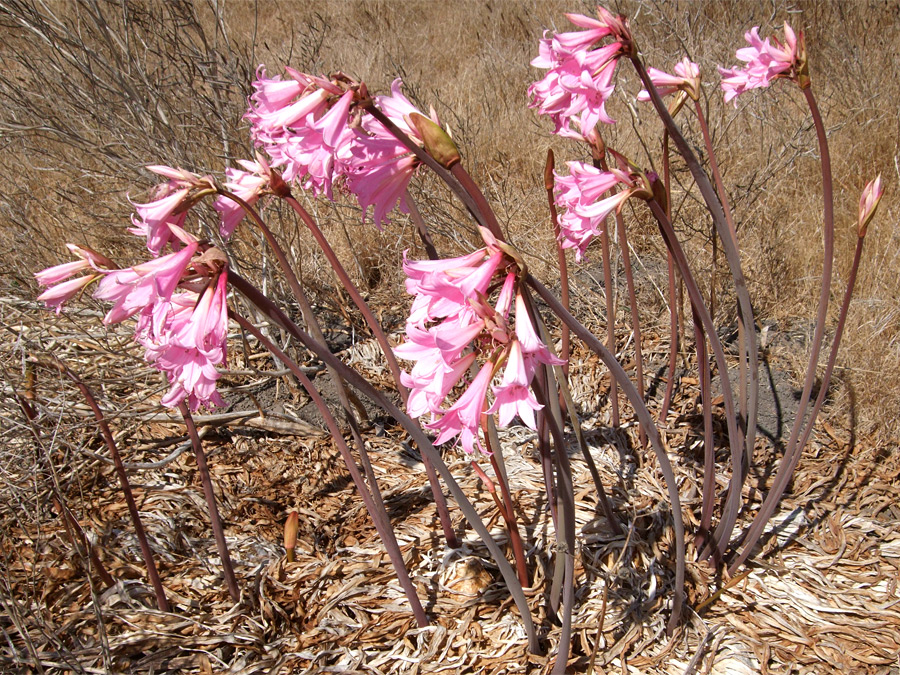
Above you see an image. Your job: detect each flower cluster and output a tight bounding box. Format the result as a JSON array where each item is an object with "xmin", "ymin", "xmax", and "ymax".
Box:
[
  {"xmin": 36, "ymin": 181, "xmax": 231, "ymax": 412},
  {"xmin": 247, "ymin": 70, "xmax": 442, "ymax": 227},
  {"xmin": 553, "ymin": 161, "xmax": 635, "ymax": 260},
  {"xmin": 718, "ymin": 23, "xmax": 804, "ymax": 103},
  {"xmin": 395, "ymin": 230, "xmax": 563, "ymax": 455},
  {"xmin": 528, "ymin": 7, "xmax": 632, "ymax": 139}
]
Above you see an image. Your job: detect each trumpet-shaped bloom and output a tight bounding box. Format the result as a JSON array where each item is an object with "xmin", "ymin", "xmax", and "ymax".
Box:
[
  {"xmin": 637, "ymin": 57, "xmax": 701, "ymax": 102},
  {"xmin": 487, "ymin": 340, "xmax": 543, "ymax": 429},
  {"xmin": 37, "ymin": 275, "xmax": 96, "ymax": 313},
  {"xmin": 94, "ymin": 239, "xmax": 199, "ymax": 325},
  {"xmin": 213, "ymin": 157, "xmax": 271, "ymax": 239},
  {"xmin": 718, "ymin": 23, "xmax": 799, "ymax": 103},
  {"xmin": 425, "ymin": 360, "xmax": 494, "ymax": 455},
  {"xmin": 35, "ymin": 244, "xmax": 116, "ymax": 313},
  {"xmin": 344, "ymin": 79, "xmax": 439, "ymax": 227},
  {"xmin": 138, "ymin": 271, "xmax": 229, "ymax": 411},
  {"xmin": 529, "ymin": 38, "xmax": 621, "ymax": 137}
]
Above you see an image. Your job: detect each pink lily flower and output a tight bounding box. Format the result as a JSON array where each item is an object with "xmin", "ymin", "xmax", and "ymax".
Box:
[
  {"xmin": 94, "ymin": 238, "xmax": 199, "ymax": 325},
  {"xmin": 140, "ymin": 271, "xmax": 229, "ymax": 411},
  {"xmin": 426, "ymin": 360, "xmax": 494, "ymax": 455},
  {"xmin": 514, "ymin": 293, "xmax": 565, "ymax": 367},
  {"xmin": 718, "ymin": 23, "xmax": 801, "ymax": 104},
  {"xmin": 345, "ymin": 79, "xmax": 440, "ymax": 226},
  {"xmin": 488, "ymin": 340, "xmax": 543, "ymax": 429},
  {"xmin": 554, "ymin": 162, "xmax": 634, "ymax": 260},
  {"xmin": 37, "ymin": 275, "xmax": 96, "ymax": 313},
  {"xmin": 637, "ymin": 57, "xmax": 701, "ymax": 102},
  {"xmin": 35, "ymin": 244, "xmax": 116, "ymax": 313},
  {"xmin": 213, "ymin": 156, "xmax": 271, "ymax": 239}
]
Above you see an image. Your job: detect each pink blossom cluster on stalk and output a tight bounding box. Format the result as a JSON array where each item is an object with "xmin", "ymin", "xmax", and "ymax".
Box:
[
  {"xmin": 718, "ymin": 23, "xmax": 802, "ymax": 103},
  {"xmin": 247, "ymin": 69, "xmax": 441, "ymax": 227},
  {"xmin": 553, "ymin": 161, "xmax": 635, "ymax": 261},
  {"xmin": 36, "ymin": 174, "xmax": 232, "ymax": 412},
  {"xmin": 395, "ymin": 229, "xmax": 563, "ymax": 455},
  {"xmin": 528, "ymin": 7, "xmax": 632, "ymax": 138}
]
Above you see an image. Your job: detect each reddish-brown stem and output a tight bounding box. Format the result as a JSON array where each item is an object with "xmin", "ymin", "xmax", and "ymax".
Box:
[
  {"xmin": 280, "ymin": 194, "xmax": 460, "ymax": 548},
  {"xmin": 632, "ymin": 55, "xmax": 759, "ymax": 558},
  {"xmin": 693, "ymin": 97, "xmax": 748, "ymax": 462},
  {"xmin": 405, "ymin": 188, "xmax": 440, "ymax": 260},
  {"xmin": 482, "ymin": 418, "xmax": 529, "ymax": 587},
  {"xmin": 527, "ymin": 275, "xmax": 685, "ymax": 633},
  {"xmin": 599, "ymin": 222, "xmax": 620, "ymax": 427},
  {"xmin": 229, "ymin": 272, "xmax": 540, "ymax": 652},
  {"xmin": 728, "ymin": 85, "xmax": 838, "ymax": 572},
  {"xmin": 177, "ymin": 402, "xmax": 240, "ymax": 602},
  {"xmin": 281, "ymin": 194, "xmax": 408, "ymax": 403},
  {"xmin": 692, "ymin": 308, "xmax": 716, "ymax": 553},
  {"xmin": 232, "ymin": 311, "xmax": 429, "ymax": 626},
  {"xmin": 449, "ymin": 163, "xmax": 505, "ymax": 241},
  {"xmin": 40, "ymin": 358, "xmax": 169, "ymax": 612},
  {"xmin": 645, "ymin": 199, "xmax": 744, "ymax": 564},
  {"xmin": 659, "ymin": 130, "xmax": 679, "ymax": 424},
  {"xmin": 545, "ymin": 149, "xmax": 570, "ymax": 373}
]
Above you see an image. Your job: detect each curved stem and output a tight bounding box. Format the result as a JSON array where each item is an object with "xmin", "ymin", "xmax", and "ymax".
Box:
[
  {"xmin": 178, "ymin": 402, "xmax": 240, "ymax": 602},
  {"xmin": 40, "ymin": 358, "xmax": 169, "ymax": 612},
  {"xmin": 279, "ymin": 194, "xmax": 461, "ymax": 547},
  {"xmin": 281, "ymin": 194, "xmax": 409, "ymax": 404},
  {"xmin": 694, "ymin": 97, "xmax": 748, "ymax": 466},
  {"xmin": 659, "ymin": 130, "xmax": 679, "ymax": 424},
  {"xmin": 646, "ymin": 199, "xmax": 743, "ymax": 563},
  {"xmin": 728, "ymin": 85, "xmax": 838, "ymax": 572},
  {"xmin": 631, "ymin": 56, "xmax": 759, "ymax": 557},
  {"xmin": 527, "ymin": 275, "xmax": 685, "ymax": 634}
]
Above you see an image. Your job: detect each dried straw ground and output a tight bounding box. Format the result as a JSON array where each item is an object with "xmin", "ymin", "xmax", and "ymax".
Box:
[{"xmin": 2, "ymin": 291, "xmax": 898, "ymax": 675}]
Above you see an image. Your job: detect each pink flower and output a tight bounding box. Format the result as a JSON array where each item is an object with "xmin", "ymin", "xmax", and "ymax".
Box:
[
  {"xmin": 487, "ymin": 340, "xmax": 542, "ymax": 429},
  {"xmin": 425, "ymin": 360, "xmax": 494, "ymax": 455},
  {"xmin": 637, "ymin": 57, "xmax": 701, "ymax": 102},
  {"xmin": 554, "ymin": 161, "xmax": 634, "ymax": 260},
  {"xmin": 529, "ymin": 38, "xmax": 621, "ymax": 137},
  {"xmin": 213, "ymin": 157, "xmax": 271, "ymax": 239},
  {"xmin": 37, "ymin": 275, "xmax": 96, "ymax": 313},
  {"xmin": 35, "ymin": 244, "xmax": 116, "ymax": 313},
  {"xmin": 94, "ymin": 237, "xmax": 199, "ymax": 325},
  {"xmin": 514, "ymin": 293, "xmax": 565, "ymax": 367},
  {"xmin": 345, "ymin": 79, "xmax": 439, "ymax": 226},
  {"xmin": 247, "ymin": 68, "xmax": 352, "ymax": 198},
  {"xmin": 718, "ymin": 23, "xmax": 800, "ymax": 103},
  {"xmin": 129, "ymin": 167, "xmax": 212, "ymax": 255}
]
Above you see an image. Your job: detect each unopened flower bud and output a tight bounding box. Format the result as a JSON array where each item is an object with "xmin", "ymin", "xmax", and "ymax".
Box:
[
  {"xmin": 408, "ymin": 112, "xmax": 460, "ymax": 168},
  {"xmin": 858, "ymin": 175, "xmax": 883, "ymax": 238}
]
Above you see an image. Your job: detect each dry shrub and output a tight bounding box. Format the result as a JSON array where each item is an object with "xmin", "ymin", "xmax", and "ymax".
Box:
[{"xmin": 0, "ymin": 0, "xmax": 897, "ymax": 438}]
